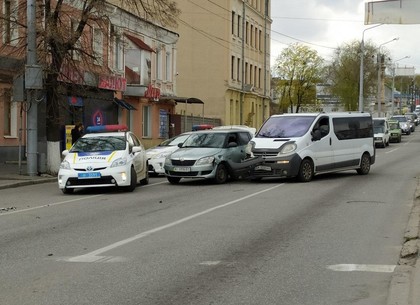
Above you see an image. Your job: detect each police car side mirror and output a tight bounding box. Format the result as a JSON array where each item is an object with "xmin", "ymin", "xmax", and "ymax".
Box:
[
  {"xmin": 62, "ymin": 150, "xmax": 69, "ymax": 157},
  {"xmin": 132, "ymin": 146, "xmax": 142, "ymax": 153},
  {"xmin": 178, "ymin": 143, "xmax": 183, "ymax": 148}
]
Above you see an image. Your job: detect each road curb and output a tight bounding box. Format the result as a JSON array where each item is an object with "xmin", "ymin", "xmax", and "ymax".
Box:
[
  {"xmin": 387, "ymin": 176, "xmax": 420, "ymax": 305},
  {"xmin": 0, "ymin": 178, "xmax": 56, "ymax": 190}
]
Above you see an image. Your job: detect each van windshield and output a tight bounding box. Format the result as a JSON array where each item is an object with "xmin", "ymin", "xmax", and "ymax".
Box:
[{"xmin": 257, "ymin": 116, "xmax": 316, "ymax": 138}]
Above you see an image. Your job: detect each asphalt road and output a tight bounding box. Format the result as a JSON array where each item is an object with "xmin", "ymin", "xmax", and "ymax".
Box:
[{"xmin": 1, "ymin": 132, "xmax": 420, "ymax": 305}]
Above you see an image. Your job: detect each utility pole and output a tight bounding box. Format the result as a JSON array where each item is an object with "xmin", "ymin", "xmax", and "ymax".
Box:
[{"xmin": 26, "ymin": 0, "xmax": 43, "ymax": 176}]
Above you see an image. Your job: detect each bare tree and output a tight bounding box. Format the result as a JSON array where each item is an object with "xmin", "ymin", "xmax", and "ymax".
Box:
[{"xmin": 0, "ymin": 0, "xmax": 179, "ymax": 174}]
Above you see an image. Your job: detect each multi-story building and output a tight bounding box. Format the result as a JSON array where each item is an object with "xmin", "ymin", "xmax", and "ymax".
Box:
[
  {"xmin": 172, "ymin": 0, "xmax": 272, "ymax": 130},
  {"xmin": 0, "ymin": 1, "xmax": 179, "ymax": 170}
]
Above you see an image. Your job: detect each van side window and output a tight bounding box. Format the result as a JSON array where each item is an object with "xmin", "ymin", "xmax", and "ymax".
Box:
[
  {"xmin": 314, "ymin": 117, "xmax": 329, "ymax": 138},
  {"xmin": 333, "ymin": 117, "xmax": 373, "ymax": 140}
]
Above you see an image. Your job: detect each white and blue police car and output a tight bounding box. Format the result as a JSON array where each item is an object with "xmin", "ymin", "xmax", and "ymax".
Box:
[{"xmin": 58, "ymin": 125, "xmax": 148, "ymax": 194}]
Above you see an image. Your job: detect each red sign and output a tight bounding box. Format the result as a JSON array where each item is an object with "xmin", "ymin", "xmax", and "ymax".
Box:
[
  {"xmin": 144, "ymin": 83, "xmax": 161, "ymax": 100},
  {"xmin": 58, "ymin": 65, "xmax": 85, "ymax": 85},
  {"xmin": 98, "ymin": 75, "xmax": 127, "ymax": 91}
]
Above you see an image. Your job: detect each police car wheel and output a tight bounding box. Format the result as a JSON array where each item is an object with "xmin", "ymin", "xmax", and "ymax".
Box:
[
  {"xmin": 126, "ymin": 167, "xmax": 137, "ymax": 192},
  {"xmin": 62, "ymin": 187, "xmax": 74, "ymax": 194},
  {"xmin": 140, "ymin": 169, "xmax": 149, "ymax": 185}
]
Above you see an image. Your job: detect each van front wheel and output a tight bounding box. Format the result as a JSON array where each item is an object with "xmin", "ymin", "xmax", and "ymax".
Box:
[
  {"xmin": 297, "ymin": 159, "xmax": 314, "ymax": 182},
  {"xmin": 357, "ymin": 153, "xmax": 371, "ymax": 175}
]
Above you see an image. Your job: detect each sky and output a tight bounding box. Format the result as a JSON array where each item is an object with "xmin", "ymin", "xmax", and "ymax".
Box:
[{"xmin": 270, "ymin": 0, "xmax": 420, "ymax": 74}]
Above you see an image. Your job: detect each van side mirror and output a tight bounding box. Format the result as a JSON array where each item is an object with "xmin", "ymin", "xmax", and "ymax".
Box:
[{"xmin": 311, "ymin": 129, "xmax": 322, "ymax": 141}]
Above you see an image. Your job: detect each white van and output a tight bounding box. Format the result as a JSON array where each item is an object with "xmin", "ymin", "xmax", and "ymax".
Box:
[
  {"xmin": 373, "ymin": 118, "xmax": 390, "ymax": 148},
  {"xmin": 246, "ymin": 112, "xmax": 375, "ymax": 182}
]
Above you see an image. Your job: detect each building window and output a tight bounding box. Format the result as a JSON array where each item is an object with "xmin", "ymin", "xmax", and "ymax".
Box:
[
  {"xmin": 166, "ymin": 52, "xmax": 171, "ymax": 81},
  {"xmin": 237, "ymin": 58, "xmax": 240, "ymax": 81},
  {"xmin": 254, "ymin": 66, "xmax": 257, "ymax": 87},
  {"xmin": 245, "ymin": 21, "xmax": 249, "ymax": 45},
  {"xmin": 250, "ymin": 64, "xmax": 253, "ymax": 85},
  {"xmin": 156, "ymin": 48, "xmax": 162, "ymax": 80},
  {"xmin": 250, "ymin": 24, "xmax": 253, "ymax": 47},
  {"xmin": 231, "ymin": 56, "xmax": 235, "ymax": 80},
  {"xmin": 71, "ymin": 20, "xmax": 81, "ymax": 61},
  {"xmin": 3, "ymin": 89, "xmax": 16, "ymax": 137},
  {"xmin": 93, "ymin": 27, "xmax": 103, "ymax": 65},
  {"xmin": 231, "ymin": 11, "xmax": 235, "ymax": 35},
  {"xmin": 143, "ymin": 105, "xmax": 151, "ymax": 137},
  {"xmin": 245, "ymin": 62, "xmax": 248, "ymax": 84},
  {"xmin": 258, "ymin": 68, "xmax": 262, "ymax": 88},
  {"xmin": 259, "ymin": 29, "xmax": 262, "ymax": 51},
  {"xmin": 3, "ymin": 0, "xmax": 18, "ymax": 46},
  {"xmin": 114, "ymin": 35, "xmax": 123, "ymax": 71},
  {"xmin": 237, "ymin": 15, "xmax": 241, "ymax": 39},
  {"xmin": 255, "ymin": 27, "xmax": 258, "ymax": 49}
]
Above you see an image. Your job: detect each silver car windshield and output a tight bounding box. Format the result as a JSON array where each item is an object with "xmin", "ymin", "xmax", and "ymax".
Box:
[
  {"xmin": 257, "ymin": 116, "xmax": 316, "ymax": 138},
  {"xmin": 182, "ymin": 133, "xmax": 227, "ymax": 148},
  {"xmin": 70, "ymin": 136, "xmax": 126, "ymax": 152}
]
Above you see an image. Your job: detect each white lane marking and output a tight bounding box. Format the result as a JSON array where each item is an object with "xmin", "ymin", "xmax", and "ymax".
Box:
[
  {"xmin": 63, "ymin": 184, "xmax": 283, "ymax": 263},
  {"xmin": 385, "ymin": 148, "xmax": 400, "ymax": 154},
  {"xmin": 327, "ymin": 264, "xmax": 396, "ymax": 273},
  {"xmin": 200, "ymin": 261, "xmax": 221, "ymax": 266},
  {"xmin": 0, "ymin": 181, "xmax": 167, "ymax": 217},
  {"xmin": 0, "ymin": 195, "xmax": 104, "ymax": 217}
]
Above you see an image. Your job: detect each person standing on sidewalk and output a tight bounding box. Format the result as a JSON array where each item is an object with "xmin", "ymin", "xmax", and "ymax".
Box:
[{"xmin": 71, "ymin": 122, "xmax": 84, "ymax": 144}]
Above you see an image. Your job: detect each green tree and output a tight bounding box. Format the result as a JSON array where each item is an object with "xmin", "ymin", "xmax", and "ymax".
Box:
[
  {"xmin": 273, "ymin": 43, "xmax": 324, "ymax": 113},
  {"xmin": 327, "ymin": 40, "xmax": 378, "ymax": 111},
  {"xmin": 0, "ymin": 0, "xmax": 179, "ymax": 174}
]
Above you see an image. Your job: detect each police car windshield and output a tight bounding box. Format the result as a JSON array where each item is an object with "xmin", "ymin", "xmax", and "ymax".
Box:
[
  {"xmin": 257, "ymin": 116, "xmax": 316, "ymax": 138},
  {"xmin": 70, "ymin": 136, "xmax": 126, "ymax": 152}
]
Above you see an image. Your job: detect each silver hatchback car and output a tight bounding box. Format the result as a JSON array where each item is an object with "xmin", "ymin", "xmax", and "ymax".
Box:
[{"xmin": 164, "ymin": 129, "xmax": 253, "ymax": 184}]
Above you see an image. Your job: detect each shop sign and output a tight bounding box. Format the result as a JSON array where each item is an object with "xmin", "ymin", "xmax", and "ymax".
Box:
[
  {"xmin": 58, "ymin": 65, "xmax": 84, "ymax": 85},
  {"xmin": 144, "ymin": 83, "xmax": 161, "ymax": 100},
  {"xmin": 98, "ymin": 75, "xmax": 127, "ymax": 91}
]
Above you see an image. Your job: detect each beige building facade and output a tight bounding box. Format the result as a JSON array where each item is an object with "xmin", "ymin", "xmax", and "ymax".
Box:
[{"xmin": 173, "ymin": 0, "xmax": 272, "ymax": 129}]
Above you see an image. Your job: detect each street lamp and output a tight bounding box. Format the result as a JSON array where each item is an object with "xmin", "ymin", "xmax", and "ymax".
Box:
[
  {"xmin": 377, "ymin": 37, "xmax": 399, "ymax": 117},
  {"xmin": 391, "ymin": 56, "xmax": 410, "ymax": 115},
  {"xmin": 359, "ymin": 24, "xmax": 383, "ymax": 113}
]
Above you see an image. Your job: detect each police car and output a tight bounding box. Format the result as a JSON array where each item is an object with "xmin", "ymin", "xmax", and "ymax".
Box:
[{"xmin": 58, "ymin": 125, "xmax": 148, "ymax": 194}]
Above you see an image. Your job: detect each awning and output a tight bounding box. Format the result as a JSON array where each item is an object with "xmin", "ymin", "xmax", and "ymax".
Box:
[
  {"xmin": 125, "ymin": 34, "xmax": 155, "ymax": 53},
  {"xmin": 113, "ymin": 98, "xmax": 137, "ymax": 110},
  {"xmin": 159, "ymin": 97, "xmax": 204, "ymax": 104}
]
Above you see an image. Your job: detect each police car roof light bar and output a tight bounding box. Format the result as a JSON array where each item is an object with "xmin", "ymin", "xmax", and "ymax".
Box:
[{"xmin": 86, "ymin": 124, "xmax": 129, "ymax": 133}]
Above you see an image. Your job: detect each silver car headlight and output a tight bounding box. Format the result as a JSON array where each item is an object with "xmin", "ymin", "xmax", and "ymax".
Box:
[
  {"xmin": 155, "ymin": 151, "xmax": 172, "ymax": 159},
  {"xmin": 196, "ymin": 156, "xmax": 214, "ymax": 165},
  {"xmin": 279, "ymin": 143, "xmax": 297, "ymax": 155},
  {"xmin": 164, "ymin": 157, "xmax": 171, "ymax": 165},
  {"xmin": 60, "ymin": 160, "xmax": 71, "ymax": 170},
  {"xmin": 110, "ymin": 158, "xmax": 127, "ymax": 168}
]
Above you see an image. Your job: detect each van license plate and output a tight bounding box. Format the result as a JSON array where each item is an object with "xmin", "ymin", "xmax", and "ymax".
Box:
[
  {"xmin": 255, "ymin": 165, "xmax": 271, "ymax": 171},
  {"xmin": 173, "ymin": 166, "xmax": 191, "ymax": 172},
  {"xmin": 78, "ymin": 172, "xmax": 101, "ymax": 179}
]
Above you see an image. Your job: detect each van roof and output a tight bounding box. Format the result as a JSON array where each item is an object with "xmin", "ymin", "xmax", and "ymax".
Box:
[{"xmin": 269, "ymin": 112, "xmax": 372, "ymax": 118}]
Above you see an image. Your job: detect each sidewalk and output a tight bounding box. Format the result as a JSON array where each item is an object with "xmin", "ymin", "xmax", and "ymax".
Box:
[
  {"xmin": 0, "ymin": 161, "xmax": 56, "ymax": 190},
  {"xmin": 0, "ymin": 161, "xmax": 419, "ymax": 304}
]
